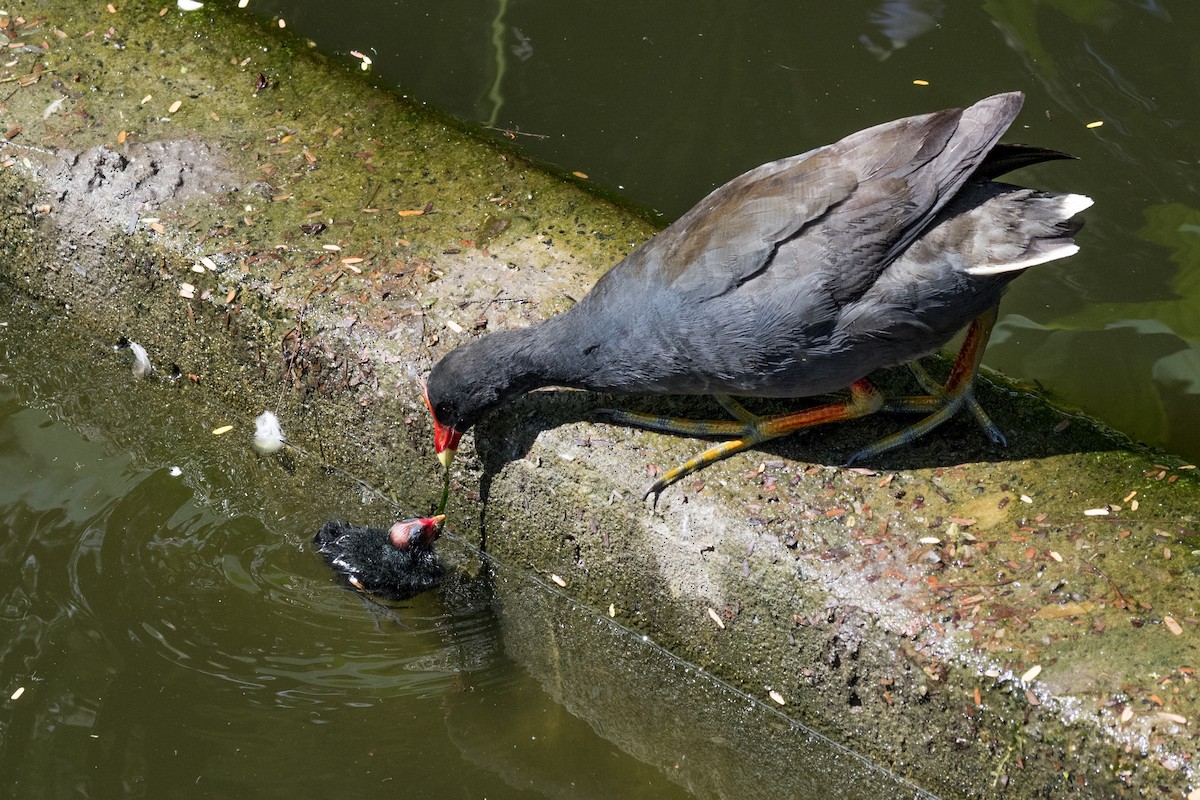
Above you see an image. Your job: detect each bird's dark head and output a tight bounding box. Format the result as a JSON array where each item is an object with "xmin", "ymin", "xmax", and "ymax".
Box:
[
  {"xmin": 388, "ymin": 514, "xmax": 445, "ymax": 549},
  {"xmin": 423, "ymin": 333, "xmax": 541, "ymax": 469},
  {"xmin": 422, "ymin": 372, "xmax": 465, "ymax": 470}
]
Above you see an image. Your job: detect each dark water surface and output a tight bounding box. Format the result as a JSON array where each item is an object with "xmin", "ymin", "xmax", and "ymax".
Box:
[
  {"xmin": 248, "ymin": 0, "xmax": 1200, "ymax": 462},
  {"xmin": 0, "ymin": 295, "xmax": 935, "ymax": 797}
]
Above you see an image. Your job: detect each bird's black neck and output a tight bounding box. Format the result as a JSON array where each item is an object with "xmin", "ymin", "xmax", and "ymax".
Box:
[{"xmin": 476, "ymin": 312, "xmax": 598, "ymax": 395}]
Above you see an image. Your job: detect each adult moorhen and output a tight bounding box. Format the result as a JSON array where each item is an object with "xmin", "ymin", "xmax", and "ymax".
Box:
[
  {"xmin": 424, "ymin": 92, "xmax": 1091, "ymax": 496},
  {"xmin": 313, "ymin": 515, "xmax": 445, "ymax": 601}
]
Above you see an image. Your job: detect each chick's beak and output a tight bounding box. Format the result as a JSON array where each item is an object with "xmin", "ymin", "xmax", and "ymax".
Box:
[{"xmin": 421, "ymin": 514, "xmax": 446, "ymax": 545}]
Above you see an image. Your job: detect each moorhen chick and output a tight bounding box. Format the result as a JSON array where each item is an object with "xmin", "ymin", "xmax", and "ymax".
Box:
[
  {"xmin": 424, "ymin": 91, "xmax": 1091, "ymax": 496},
  {"xmin": 313, "ymin": 516, "xmax": 445, "ymax": 601}
]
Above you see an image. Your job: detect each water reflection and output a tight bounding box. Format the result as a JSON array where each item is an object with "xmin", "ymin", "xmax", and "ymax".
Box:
[
  {"xmin": 0, "ymin": 389, "xmax": 691, "ymax": 798},
  {"xmin": 0, "ymin": 434, "xmax": 494, "ymax": 708},
  {"xmin": 859, "ymin": 1, "xmax": 945, "ymax": 60}
]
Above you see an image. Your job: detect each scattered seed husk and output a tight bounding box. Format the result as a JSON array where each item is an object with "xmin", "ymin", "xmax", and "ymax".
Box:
[
  {"xmin": 1033, "ymin": 601, "xmax": 1093, "ymax": 620},
  {"xmin": 707, "ymin": 607, "xmax": 726, "ymax": 629}
]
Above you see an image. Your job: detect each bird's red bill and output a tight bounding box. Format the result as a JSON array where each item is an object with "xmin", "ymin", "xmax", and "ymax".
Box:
[
  {"xmin": 421, "ymin": 377, "xmax": 462, "ymax": 464},
  {"xmin": 432, "ymin": 420, "xmax": 462, "ymax": 456}
]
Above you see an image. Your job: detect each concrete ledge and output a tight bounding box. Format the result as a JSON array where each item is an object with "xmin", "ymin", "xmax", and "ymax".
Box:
[{"xmin": 3, "ymin": 2, "xmax": 1199, "ymax": 797}]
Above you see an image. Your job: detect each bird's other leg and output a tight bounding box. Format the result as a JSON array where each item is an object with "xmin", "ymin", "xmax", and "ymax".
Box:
[
  {"xmin": 713, "ymin": 394, "xmax": 760, "ymax": 423},
  {"xmin": 848, "ymin": 306, "xmax": 1002, "ymax": 465},
  {"xmin": 600, "ymin": 381, "xmax": 884, "ymax": 499},
  {"xmin": 903, "ymin": 360, "xmax": 1006, "ymax": 447}
]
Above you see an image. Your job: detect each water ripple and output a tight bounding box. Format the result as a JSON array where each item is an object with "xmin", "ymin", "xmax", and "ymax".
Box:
[{"xmin": 1, "ymin": 401, "xmax": 501, "ymax": 724}]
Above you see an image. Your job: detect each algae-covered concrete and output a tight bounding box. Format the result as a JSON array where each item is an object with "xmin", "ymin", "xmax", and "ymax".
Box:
[{"xmin": 2, "ymin": 2, "xmax": 1199, "ymax": 797}]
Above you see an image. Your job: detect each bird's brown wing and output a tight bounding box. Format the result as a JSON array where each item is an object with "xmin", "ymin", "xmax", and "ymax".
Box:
[{"xmin": 642, "ymin": 92, "xmax": 1025, "ymax": 305}]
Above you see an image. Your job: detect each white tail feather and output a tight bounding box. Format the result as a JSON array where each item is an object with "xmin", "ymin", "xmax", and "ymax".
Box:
[
  {"xmin": 964, "ymin": 192, "xmax": 1092, "ymax": 276},
  {"xmin": 966, "ymin": 242, "xmax": 1080, "ymax": 276},
  {"xmin": 1059, "ymin": 193, "xmax": 1095, "ymax": 217}
]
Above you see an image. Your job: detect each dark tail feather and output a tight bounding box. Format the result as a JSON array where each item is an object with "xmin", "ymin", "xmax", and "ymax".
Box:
[{"xmin": 976, "ymin": 143, "xmax": 1076, "ymax": 180}]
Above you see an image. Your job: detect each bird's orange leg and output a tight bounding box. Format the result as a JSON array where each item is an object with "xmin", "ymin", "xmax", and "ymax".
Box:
[
  {"xmin": 847, "ymin": 306, "xmax": 1001, "ymax": 464},
  {"xmin": 602, "ymin": 380, "xmax": 884, "ymax": 498}
]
